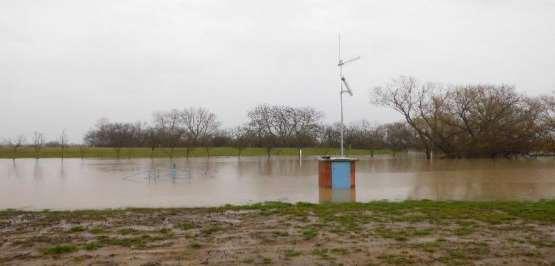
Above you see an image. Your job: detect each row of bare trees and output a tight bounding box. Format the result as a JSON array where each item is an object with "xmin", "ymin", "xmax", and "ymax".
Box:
[
  {"xmin": 2, "ymin": 131, "xmax": 70, "ymax": 160},
  {"xmin": 245, "ymin": 104, "xmax": 323, "ymax": 156},
  {"xmin": 4, "ymin": 80, "xmax": 554, "ymax": 159},
  {"xmin": 79, "ymin": 105, "xmax": 414, "ymax": 158},
  {"xmin": 82, "ymin": 106, "xmax": 330, "ymax": 157},
  {"xmin": 373, "ymin": 76, "xmax": 555, "ymax": 158}
]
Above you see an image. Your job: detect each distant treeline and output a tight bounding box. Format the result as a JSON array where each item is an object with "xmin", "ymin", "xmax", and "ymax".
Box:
[
  {"xmin": 0, "ymin": 147, "xmax": 389, "ymax": 159},
  {"xmin": 1, "ymin": 105, "xmax": 413, "ymax": 159},
  {"xmin": 80, "ymin": 105, "xmax": 412, "ymax": 158},
  {"xmin": 3, "ymin": 76, "xmax": 554, "ymax": 159}
]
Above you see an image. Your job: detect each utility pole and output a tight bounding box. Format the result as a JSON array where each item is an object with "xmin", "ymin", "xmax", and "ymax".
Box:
[{"xmin": 337, "ymin": 33, "xmax": 359, "ymax": 157}]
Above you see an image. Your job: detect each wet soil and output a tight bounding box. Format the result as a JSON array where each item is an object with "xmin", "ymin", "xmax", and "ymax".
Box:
[{"xmin": 1, "ymin": 201, "xmax": 555, "ymax": 265}]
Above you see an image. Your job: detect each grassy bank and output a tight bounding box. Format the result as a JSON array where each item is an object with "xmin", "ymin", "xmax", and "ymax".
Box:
[
  {"xmin": 2, "ymin": 200, "xmax": 555, "ymax": 265},
  {"xmin": 0, "ymin": 147, "xmax": 389, "ymax": 159}
]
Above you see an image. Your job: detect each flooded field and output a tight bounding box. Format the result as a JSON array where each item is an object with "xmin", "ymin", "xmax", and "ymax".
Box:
[{"xmin": 1, "ymin": 155, "xmax": 555, "ymax": 210}]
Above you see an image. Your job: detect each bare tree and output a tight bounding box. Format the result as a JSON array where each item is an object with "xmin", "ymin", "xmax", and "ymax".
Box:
[
  {"xmin": 84, "ymin": 119, "xmax": 143, "ymax": 158},
  {"xmin": 59, "ymin": 130, "xmax": 68, "ymax": 159},
  {"xmin": 382, "ymin": 122, "xmax": 419, "ymax": 153},
  {"xmin": 32, "ymin": 131, "xmax": 45, "ymax": 159},
  {"xmin": 373, "ymin": 76, "xmax": 553, "ymax": 158},
  {"xmin": 247, "ymin": 104, "xmax": 279, "ymax": 157},
  {"xmin": 78, "ymin": 144, "xmax": 87, "ymax": 159},
  {"xmin": 541, "ymin": 95, "xmax": 555, "ymax": 152},
  {"xmin": 290, "ymin": 107, "xmax": 323, "ymax": 154},
  {"xmin": 372, "ymin": 76, "xmax": 437, "ymax": 159},
  {"xmin": 344, "ymin": 120, "xmax": 386, "ymax": 155},
  {"xmin": 180, "ymin": 107, "xmax": 220, "ymax": 157},
  {"xmin": 5, "ymin": 135, "xmax": 26, "ymax": 161},
  {"xmin": 144, "ymin": 126, "xmax": 161, "ymax": 158},
  {"xmin": 231, "ymin": 126, "xmax": 253, "ymax": 157},
  {"xmin": 319, "ymin": 123, "xmax": 341, "ymax": 149},
  {"xmin": 247, "ymin": 104, "xmax": 323, "ymax": 157},
  {"xmin": 153, "ymin": 110, "xmax": 183, "ymax": 158}
]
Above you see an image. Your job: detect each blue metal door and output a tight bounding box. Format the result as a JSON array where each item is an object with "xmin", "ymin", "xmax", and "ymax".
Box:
[{"xmin": 331, "ymin": 161, "xmax": 351, "ymax": 189}]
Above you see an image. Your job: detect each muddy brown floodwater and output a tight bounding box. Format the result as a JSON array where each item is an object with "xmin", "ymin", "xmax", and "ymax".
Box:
[{"xmin": 1, "ymin": 155, "xmax": 555, "ymax": 210}]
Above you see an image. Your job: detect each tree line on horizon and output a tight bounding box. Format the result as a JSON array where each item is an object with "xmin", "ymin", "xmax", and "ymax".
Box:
[
  {"xmin": 80, "ymin": 105, "xmax": 414, "ymax": 158},
  {"xmin": 0, "ymin": 104, "xmax": 419, "ymax": 159},
  {"xmin": 3, "ymin": 76, "xmax": 554, "ymax": 159}
]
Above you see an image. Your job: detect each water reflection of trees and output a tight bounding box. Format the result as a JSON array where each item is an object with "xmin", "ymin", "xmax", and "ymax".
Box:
[
  {"xmin": 33, "ymin": 159, "xmax": 43, "ymax": 181},
  {"xmin": 406, "ymin": 166, "xmax": 555, "ymax": 201},
  {"xmin": 255, "ymin": 157, "xmax": 315, "ymax": 177}
]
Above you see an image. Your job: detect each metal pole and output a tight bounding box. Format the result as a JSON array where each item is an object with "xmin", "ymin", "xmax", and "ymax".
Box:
[{"xmin": 338, "ymin": 33, "xmax": 344, "ymax": 157}]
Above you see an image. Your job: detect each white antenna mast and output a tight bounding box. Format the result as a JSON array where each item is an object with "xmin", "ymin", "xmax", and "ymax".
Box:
[{"xmin": 337, "ymin": 33, "xmax": 360, "ymax": 157}]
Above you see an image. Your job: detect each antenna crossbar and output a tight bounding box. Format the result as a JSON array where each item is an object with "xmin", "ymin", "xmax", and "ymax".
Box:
[{"xmin": 337, "ymin": 34, "xmax": 360, "ymax": 157}]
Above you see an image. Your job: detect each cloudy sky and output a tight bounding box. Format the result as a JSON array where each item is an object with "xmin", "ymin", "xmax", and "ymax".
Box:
[{"xmin": 1, "ymin": 0, "xmax": 554, "ymax": 143}]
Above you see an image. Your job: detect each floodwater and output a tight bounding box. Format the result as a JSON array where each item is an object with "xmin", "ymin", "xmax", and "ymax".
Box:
[{"xmin": 1, "ymin": 155, "xmax": 555, "ymax": 210}]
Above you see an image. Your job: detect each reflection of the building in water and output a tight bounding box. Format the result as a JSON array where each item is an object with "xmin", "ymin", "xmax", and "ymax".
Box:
[{"xmin": 319, "ymin": 188, "xmax": 356, "ymax": 203}]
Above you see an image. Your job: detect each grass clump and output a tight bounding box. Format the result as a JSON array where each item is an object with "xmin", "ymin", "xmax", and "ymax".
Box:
[
  {"xmin": 117, "ymin": 228, "xmax": 139, "ymax": 235},
  {"xmin": 82, "ymin": 241, "xmax": 102, "ymax": 251},
  {"xmin": 311, "ymin": 248, "xmax": 334, "ymax": 260},
  {"xmin": 97, "ymin": 234, "xmax": 165, "ymax": 249},
  {"xmin": 159, "ymin": 228, "xmax": 173, "ymax": 235},
  {"xmin": 374, "ymin": 227, "xmax": 433, "ymax": 241},
  {"xmin": 272, "ymin": 231, "xmax": 289, "ymax": 237},
  {"xmin": 178, "ymin": 222, "xmax": 196, "ymax": 231},
  {"xmin": 201, "ymin": 225, "xmax": 224, "ymax": 236},
  {"xmin": 377, "ymin": 254, "xmax": 414, "ymax": 265},
  {"xmin": 302, "ymin": 227, "xmax": 318, "ymax": 240},
  {"xmin": 89, "ymin": 226, "xmax": 107, "ymax": 234},
  {"xmin": 284, "ymin": 249, "xmax": 302, "ymax": 257},
  {"xmin": 241, "ymin": 258, "xmax": 255, "ymax": 264},
  {"xmin": 44, "ymin": 244, "xmax": 78, "ymax": 255},
  {"xmin": 69, "ymin": 225, "xmax": 86, "ymax": 233},
  {"xmin": 189, "ymin": 242, "xmax": 202, "ymax": 249}
]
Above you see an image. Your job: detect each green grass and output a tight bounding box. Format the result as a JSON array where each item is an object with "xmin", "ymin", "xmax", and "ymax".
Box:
[
  {"xmin": 284, "ymin": 249, "xmax": 302, "ymax": 257},
  {"xmin": 189, "ymin": 242, "xmax": 202, "ymax": 249},
  {"xmin": 3, "ymin": 200, "xmax": 555, "ymax": 229},
  {"xmin": 302, "ymin": 227, "xmax": 319, "ymax": 240},
  {"xmin": 3, "ymin": 200, "xmax": 555, "ymax": 224},
  {"xmin": 0, "ymin": 147, "xmax": 389, "ymax": 159},
  {"xmin": 374, "ymin": 227, "xmax": 433, "ymax": 241},
  {"xmin": 377, "ymin": 254, "xmax": 415, "ymax": 265},
  {"xmin": 69, "ymin": 225, "xmax": 86, "ymax": 233},
  {"xmin": 225, "ymin": 200, "xmax": 555, "ymax": 224},
  {"xmin": 117, "ymin": 228, "xmax": 140, "ymax": 235},
  {"xmin": 178, "ymin": 222, "xmax": 196, "ymax": 231},
  {"xmin": 201, "ymin": 224, "xmax": 225, "ymax": 236},
  {"xmin": 95, "ymin": 234, "xmax": 168, "ymax": 249},
  {"xmin": 3, "ymin": 200, "xmax": 555, "ymax": 264},
  {"xmin": 44, "ymin": 244, "xmax": 78, "ymax": 255},
  {"xmin": 82, "ymin": 241, "xmax": 102, "ymax": 251}
]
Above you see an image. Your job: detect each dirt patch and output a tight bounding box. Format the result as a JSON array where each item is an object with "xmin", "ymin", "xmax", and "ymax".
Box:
[{"xmin": 1, "ymin": 202, "xmax": 555, "ymax": 265}]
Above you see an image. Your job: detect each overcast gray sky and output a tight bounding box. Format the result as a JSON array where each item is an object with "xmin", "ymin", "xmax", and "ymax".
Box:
[{"xmin": 1, "ymin": 0, "xmax": 554, "ymax": 143}]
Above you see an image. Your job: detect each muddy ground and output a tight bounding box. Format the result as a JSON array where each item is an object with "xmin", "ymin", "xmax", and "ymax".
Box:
[{"xmin": 1, "ymin": 201, "xmax": 555, "ymax": 265}]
